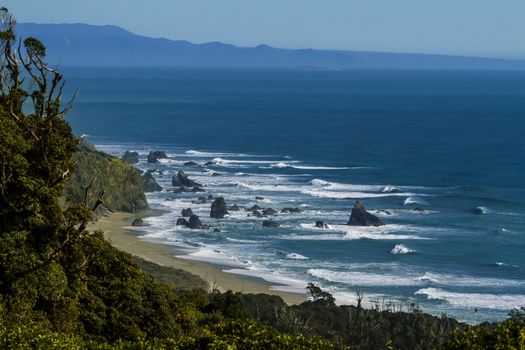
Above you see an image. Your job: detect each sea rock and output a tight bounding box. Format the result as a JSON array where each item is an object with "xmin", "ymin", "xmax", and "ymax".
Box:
[
  {"xmin": 228, "ymin": 204, "xmax": 245, "ymax": 211},
  {"xmin": 141, "ymin": 172, "xmax": 162, "ymax": 192},
  {"xmin": 174, "ymin": 186, "xmax": 190, "ymax": 193},
  {"xmin": 413, "ymin": 207, "xmax": 425, "ymax": 212},
  {"xmin": 247, "ymin": 205, "xmax": 262, "ymax": 211},
  {"xmin": 210, "ymin": 197, "xmax": 228, "ymax": 219},
  {"xmin": 255, "ymin": 196, "xmax": 264, "ymax": 201},
  {"xmin": 262, "ymin": 208, "xmax": 278, "ymax": 216},
  {"xmin": 204, "ymin": 160, "xmax": 216, "ymax": 166},
  {"xmin": 193, "ymin": 195, "xmax": 214, "ymax": 204},
  {"xmin": 250, "ymin": 210, "xmax": 263, "ymax": 218},
  {"xmin": 184, "ymin": 161, "xmax": 199, "ymax": 166},
  {"xmin": 211, "ymin": 172, "xmax": 222, "ymax": 176},
  {"xmin": 131, "ymin": 218, "xmax": 143, "ymax": 226},
  {"xmin": 191, "ymin": 186, "xmax": 206, "ymax": 193},
  {"xmin": 347, "ymin": 201, "xmax": 385, "ymax": 227},
  {"xmin": 376, "ymin": 209, "xmax": 392, "ymax": 215},
  {"xmin": 172, "ymin": 170, "xmax": 203, "ymax": 188},
  {"xmin": 147, "ymin": 151, "xmax": 168, "ymax": 163},
  {"xmin": 121, "ymin": 151, "xmax": 139, "ymax": 164},
  {"xmin": 177, "ymin": 215, "xmax": 203, "ymax": 229},
  {"xmin": 315, "ymin": 220, "xmax": 328, "ymax": 228},
  {"xmin": 181, "ymin": 208, "xmax": 193, "ymax": 217},
  {"xmin": 188, "ymin": 215, "xmax": 203, "ymax": 229},
  {"xmin": 213, "ymin": 228, "xmax": 221, "ymax": 232},
  {"xmin": 262, "ymin": 219, "xmax": 280, "ymax": 228},
  {"xmin": 282, "ymin": 207, "xmax": 302, "ymax": 214}
]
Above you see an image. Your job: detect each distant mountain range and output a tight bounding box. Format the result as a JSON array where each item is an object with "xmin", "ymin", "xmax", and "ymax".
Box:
[{"xmin": 17, "ymin": 23, "xmax": 525, "ymax": 70}]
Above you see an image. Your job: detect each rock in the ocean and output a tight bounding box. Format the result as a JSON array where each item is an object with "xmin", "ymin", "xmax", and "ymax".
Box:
[
  {"xmin": 282, "ymin": 207, "xmax": 302, "ymax": 214},
  {"xmin": 211, "ymin": 172, "xmax": 222, "ymax": 176},
  {"xmin": 262, "ymin": 208, "xmax": 278, "ymax": 216},
  {"xmin": 174, "ymin": 186, "xmax": 191, "ymax": 193},
  {"xmin": 347, "ymin": 201, "xmax": 385, "ymax": 226},
  {"xmin": 315, "ymin": 220, "xmax": 328, "ymax": 228},
  {"xmin": 376, "ymin": 209, "xmax": 392, "ymax": 215},
  {"xmin": 141, "ymin": 172, "xmax": 162, "ymax": 192},
  {"xmin": 250, "ymin": 210, "xmax": 263, "ymax": 218},
  {"xmin": 262, "ymin": 220, "xmax": 280, "ymax": 228},
  {"xmin": 413, "ymin": 207, "xmax": 425, "ymax": 212},
  {"xmin": 247, "ymin": 205, "xmax": 262, "ymax": 211},
  {"xmin": 255, "ymin": 196, "xmax": 264, "ymax": 201},
  {"xmin": 204, "ymin": 160, "xmax": 216, "ymax": 166},
  {"xmin": 181, "ymin": 208, "xmax": 193, "ymax": 217},
  {"xmin": 132, "ymin": 218, "xmax": 143, "ymax": 226},
  {"xmin": 210, "ymin": 197, "xmax": 228, "ymax": 219},
  {"xmin": 213, "ymin": 228, "xmax": 221, "ymax": 232},
  {"xmin": 191, "ymin": 186, "xmax": 206, "ymax": 193},
  {"xmin": 188, "ymin": 215, "xmax": 203, "ymax": 229},
  {"xmin": 172, "ymin": 170, "xmax": 203, "ymax": 188},
  {"xmin": 184, "ymin": 161, "xmax": 199, "ymax": 166},
  {"xmin": 147, "ymin": 151, "xmax": 168, "ymax": 163},
  {"xmin": 176, "ymin": 218, "xmax": 190, "ymax": 227},
  {"xmin": 121, "ymin": 151, "xmax": 139, "ymax": 164},
  {"xmin": 228, "ymin": 204, "xmax": 245, "ymax": 211}
]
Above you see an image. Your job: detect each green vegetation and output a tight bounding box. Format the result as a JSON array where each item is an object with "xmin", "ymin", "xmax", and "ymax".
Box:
[
  {"xmin": 65, "ymin": 139, "xmax": 148, "ymax": 213},
  {"xmin": 0, "ymin": 8, "xmax": 523, "ymax": 349}
]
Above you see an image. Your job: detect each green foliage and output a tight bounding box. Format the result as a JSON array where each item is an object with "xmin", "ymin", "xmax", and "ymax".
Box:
[{"xmin": 65, "ymin": 148, "xmax": 149, "ymax": 213}]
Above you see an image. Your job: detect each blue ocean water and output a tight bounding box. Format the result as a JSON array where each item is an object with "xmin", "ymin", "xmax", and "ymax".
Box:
[{"xmin": 64, "ymin": 67, "xmax": 525, "ymax": 323}]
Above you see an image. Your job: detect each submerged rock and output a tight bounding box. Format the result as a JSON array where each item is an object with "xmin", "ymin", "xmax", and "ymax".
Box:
[
  {"xmin": 184, "ymin": 161, "xmax": 199, "ymax": 166},
  {"xmin": 193, "ymin": 195, "xmax": 214, "ymax": 204},
  {"xmin": 121, "ymin": 151, "xmax": 139, "ymax": 164},
  {"xmin": 262, "ymin": 220, "xmax": 280, "ymax": 228},
  {"xmin": 247, "ymin": 205, "xmax": 262, "ymax": 211},
  {"xmin": 174, "ymin": 186, "xmax": 191, "ymax": 193},
  {"xmin": 147, "ymin": 151, "xmax": 168, "ymax": 163},
  {"xmin": 131, "ymin": 218, "xmax": 143, "ymax": 226},
  {"xmin": 413, "ymin": 207, "xmax": 425, "ymax": 212},
  {"xmin": 210, "ymin": 197, "xmax": 228, "ymax": 219},
  {"xmin": 228, "ymin": 204, "xmax": 245, "ymax": 211},
  {"xmin": 376, "ymin": 209, "xmax": 392, "ymax": 215},
  {"xmin": 211, "ymin": 172, "xmax": 222, "ymax": 176},
  {"xmin": 250, "ymin": 210, "xmax": 264, "ymax": 218},
  {"xmin": 262, "ymin": 208, "xmax": 278, "ymax": 216},
  {"xmin": 191, "ymin": 186, "xmax": 206, "ymax": 193},
  {"xmin": 141, "ymin": 171, "xmax": 162, "ymax": 192},
  {"xmin": 315, "ymin": 220, "xmax": 328, "ymax": 228},
  {"xmin": 204, "ymin": 160, "xmax": 216, "ymax": 166},
  {"xmin": 255, "ymin": 196, "xmax": 264, "ymax": 201},
  {"xmin": 282, "ymin": 207, "xmax": 302, "ymax": 214},
  {"xmin": 172, "ymin": 170, "xmax": 203, "ymax": 188},
  {"xmin": 347, "ymin": 201, "xmax": 385, "ymax": 227},
  {"xmin": 181, "ymin": 208, "xmax": 193, "ymax": 217}
]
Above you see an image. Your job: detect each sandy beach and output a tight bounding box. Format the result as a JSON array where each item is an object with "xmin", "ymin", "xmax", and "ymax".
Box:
[{"xmin": 89, "ymin": 211, "xmax": 306, "ymax": 305}]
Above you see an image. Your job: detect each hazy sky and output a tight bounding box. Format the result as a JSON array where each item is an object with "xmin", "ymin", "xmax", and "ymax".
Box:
[{"xmin": 3, "ymin": 0, "xmax": 524, "ymax": 59}]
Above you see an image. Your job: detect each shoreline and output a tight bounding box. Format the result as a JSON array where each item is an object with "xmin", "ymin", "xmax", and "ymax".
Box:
[{"xmin": 89, "ymin": 211, "xmax": 307, "ymax": 305}]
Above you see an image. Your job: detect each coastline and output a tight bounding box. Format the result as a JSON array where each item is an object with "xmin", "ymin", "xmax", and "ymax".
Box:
[{"xmin": 89, "ymin": 211, "xmax": 307, "ymax": 305}]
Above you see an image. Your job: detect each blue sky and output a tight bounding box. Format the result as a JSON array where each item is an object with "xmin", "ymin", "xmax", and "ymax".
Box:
[{"xmin": 3, "ymin": 0, "xmax": 524, "ymax": 59}]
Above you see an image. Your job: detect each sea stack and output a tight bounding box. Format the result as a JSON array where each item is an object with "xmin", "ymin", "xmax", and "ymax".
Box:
[
  {"xmin": 210, "ymin": 197, "xmax": 228, "ymax": 219},
  {"xmin": 347, "ymin": 201, "xmax": 385, "ymax": 226},
  {"xmin": 147, "ymin": 151, "xmax": 168, "ymax": 163},
  {"xmin": 172, "ymin": 170, "xmax": 203, "ymax": 188}
]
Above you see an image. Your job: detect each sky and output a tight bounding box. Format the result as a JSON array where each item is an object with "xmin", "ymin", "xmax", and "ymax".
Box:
[{"xmin": 3, "ymin": 0, "xmax": 525, "ymax": 59}]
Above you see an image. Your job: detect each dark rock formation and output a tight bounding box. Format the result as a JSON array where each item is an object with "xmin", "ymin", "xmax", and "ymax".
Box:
[
  {"xmin": 228, "ymin": 204, "xmax": 245, "ymax": 211},
  {"xmin": 282, "ymin": 207, "xmax": 302, "ymax": 214},
  {"xmin": 184, "ymin": 161, "xmax": 199, "ymax": 166},
  {"xmin": 347, "ymin": 201, "xmax": 385, "ymax": 226},
  {"xmin": 174, "ymin": 186, "xmax": 190, "ymax": 193},
  {"xmin": 251, "ymin": 210, "xmax": 263, "ymax": 218},
  {"xmin": 247, "ymin": 205, "xmax": 262, "ymax": 211},
  {"xmin": 376, "ymin": 209, "xmax": 392, "ymax": 215},
  {"xmin": 147, "ymin": 151, "xmax": 168, "ymax": 163},
  {"xmin": 191, "ymin": 186, "xmax": 206, "ymax": 193},
  {"xmin": 176, "ymin": 215, "xmax": 203, "ymax": 229},
  {"xmin": 121, "ymin": 151, "xmax": 139, "ymax": 164},
  {"xmin": 172, "ymin": 170, "xmax": 203, "ymax": 188},
  {"xmin": 210, "ymin": 197, "xmax": 228, "ymax": 219},
  {"xmin": 315, "ymin": 220, "xmax": 328, "ymax": 228},
  {"xmin": 413, "ymin": 207, "xmax": 425, "ymax": 212},
  {"xmin": 262, "ymin": 208, "xmax": 278, "ymax": 216},
  {"xmin": 142, "ymin": 171, "xmax": 162, "ymax": 192},
  {"xmin": 263, "ymin": 220, "xmax": 280, "ymax": 228},
  {"xmin": 213, "ymin": 228, "xmax": 221, "ymax": 232},
  {"xmin": 132, "ymin": 218, "xmax": 143, "ymax": 226},
  {"xmin": 204, "ymin": 160, "xmax": 216, "ymax": 166},
  {"xmin": 255, "ymin": 196, "xmax": 264, "ymax": 201},
  {"xmin": 211, "ymin": 172, "xmax": 222, "ymax": 176},
  {"xmin": 181, "ymin": 208, "xmax": 193, "ymax": 217}
]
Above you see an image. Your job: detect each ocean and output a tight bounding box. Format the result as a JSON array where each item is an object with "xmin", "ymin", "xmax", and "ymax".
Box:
[{"xmin": 64, "ymin": 67, "xmax": 525, "ymax": 323}]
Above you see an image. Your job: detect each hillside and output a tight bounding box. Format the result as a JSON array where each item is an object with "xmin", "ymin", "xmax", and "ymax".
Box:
[{"xmin": 17, "ymin": 23, "xmax": 525, "ymax": 70}]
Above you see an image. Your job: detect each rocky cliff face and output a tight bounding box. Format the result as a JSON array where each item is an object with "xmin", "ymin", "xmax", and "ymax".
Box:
[{"xmin": 65, "ymin": 146, "xmax": 149, "ymax": 213}]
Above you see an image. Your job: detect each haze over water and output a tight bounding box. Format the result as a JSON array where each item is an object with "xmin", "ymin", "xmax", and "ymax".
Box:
[{"xmin": 66, "ymin": 67, "xmax": 525, "ymax": 323}]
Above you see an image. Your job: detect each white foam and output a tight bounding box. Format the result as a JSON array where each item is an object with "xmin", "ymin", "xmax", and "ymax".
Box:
[
  {"xmin": 294, "ymin": 223, "xmax": 430, "ymax": 240},
  {"xmin": 308, "ymin": 268, "xmax": 427, "ymax": 287},
  {"xmin": 415, "ymin": 288, "xmax": 525, "ymax": 310},
  {"xmin": 416, "ymin": 272, "xmax": 525, "ymax": 288},
  {"xmin": 176, "ymin": 247, "xmax": 248, "ymax": 268},
  {"xmin": 186, "ymin": 150, "xmax": 248, "ymax": 157},
  {"xmin": 303, "ymin": 189, "xmax": 416, "ymax": 199},
  {"xmin": 390, "ymin": 244, "xmax": 415, "ymax": 255},
  {"xmin": 286, "ymin": 252, "xmax": 309, "ymax": 260},
  {"xmin": 224, "ymin": 267, "xmax": 308, "ymax": 294},
  {"xmin": 403, "ymin": 196, "xmax": 427, "ymax": 206}
]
